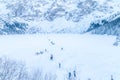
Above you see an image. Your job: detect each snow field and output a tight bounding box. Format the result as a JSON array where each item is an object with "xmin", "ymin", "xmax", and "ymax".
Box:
[{"xmin": 0, "ymin": 34, "xmax": 119, "ymax": 80}]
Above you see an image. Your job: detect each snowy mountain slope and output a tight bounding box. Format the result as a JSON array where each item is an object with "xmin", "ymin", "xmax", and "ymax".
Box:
[
  {"xmin": 86, "ymin": 15, "xmax": 120, "ymax": 36},
  {"xmin": 0, "ymin": 0, "xmax": 120, "ymax": 34},
  {"xmin": 0, "ymin": 34, "xmax": 119, "ymax": 80},
  {"xmin": 0, "ymin": 18, "xmax": 28, "ymax": 35}
]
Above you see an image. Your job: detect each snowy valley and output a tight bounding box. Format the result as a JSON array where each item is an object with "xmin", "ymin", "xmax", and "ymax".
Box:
[{"xmin": 0, "ymin": 0, "xmax": 120, "ymax": 80}]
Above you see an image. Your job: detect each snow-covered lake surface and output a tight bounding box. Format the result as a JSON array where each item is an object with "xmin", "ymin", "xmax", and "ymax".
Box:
[{"xmin": 0, "ymin": 34, "xmax": 119, "ymax": 80}]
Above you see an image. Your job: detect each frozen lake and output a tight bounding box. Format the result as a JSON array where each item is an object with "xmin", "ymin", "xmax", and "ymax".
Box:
[{"xmin": 0, "ymin": 34, "xmax": 119, "ymax": 80}]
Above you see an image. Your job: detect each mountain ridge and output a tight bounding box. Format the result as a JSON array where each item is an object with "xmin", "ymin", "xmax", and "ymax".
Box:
[{"xmin": 0, "ymin": 0, "xmax": 120, "ymax": 34}]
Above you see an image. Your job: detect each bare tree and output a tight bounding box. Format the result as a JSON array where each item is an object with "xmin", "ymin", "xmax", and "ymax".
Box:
[
  {"xmin": 0, "ymin": 57, "xmax": 57, "ymax": 80},
  {"xmin": 0, "ymin": 57, "xmax": 29, "ymax": 80}
]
